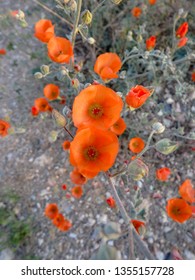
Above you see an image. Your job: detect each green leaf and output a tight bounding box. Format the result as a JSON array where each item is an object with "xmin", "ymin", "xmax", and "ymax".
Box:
[{"xmin": 155, "ymin": 138, "xmax": 179, "ymax": 155}]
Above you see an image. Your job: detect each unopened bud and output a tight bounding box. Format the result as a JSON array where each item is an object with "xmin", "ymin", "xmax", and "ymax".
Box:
[
  {"xmin": 69, "ymin": 0, "xmax": 77, "ymax": 11},
  {"xmin": 87, "ymin": 37, "xmax": 95, "ymax": 45},
  {"xmin": 155, "ymin": 138, "xmax": 179, "ymax": 155},
  {"xmin": 71, "ymin": 78, "xmax": 80, "ymax": 89},
  {"xmin": 16, "ymin": 10, "xmax": 25, "ymax": 20},
  {"xmin": 152, "ymin": 122, "xmax": 165, "ymax": 134},
  {"xmin": 40, "ymin": 65, "xmax": 50, "ymax": 75},
  {"xmin": 52, "ymin": 109, "xmax": 67, "ymax": 127},
  {"xmin": 111, "ymin": 0, "xmax": 123, "ymax": 5},
  {"xmin": 81, "ymin": 10, "xmax": 93, "ymax": 25},
  {"xmin": 34, "ymin": 72, "xmax": 43, "ymax": 79},
  {"xmin": 127, "ymin": 159, "xmax": 149, "ymax": 181}
]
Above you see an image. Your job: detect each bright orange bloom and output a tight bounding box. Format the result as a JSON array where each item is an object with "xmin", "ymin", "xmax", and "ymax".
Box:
[
  {"xmin": 31, "ymin": 106, "xmax": 39, "ymax": 116},
  {"xmin": 166, "ymin": 198, "xmax": 192, "ymax": 223},
  {"xmin": 191, "ymin": 72, "xmax": 195, "ymax": 82},
  {"xmin": 52, "ymin": 213, "xmax": 65, "ymax": 227},
  {"xmin": 176, "ymin": 22, "xmax": 188, "ymax": 38},
  {"xmin": 106, "ymin": 197, "xmax": 116, "ymax": 208},
  {"xmin": 146, "ymin": 36, "xmax": 156, "ymax": 51},
  {"xmin": 70, "ymin": 126, "xmax": 119, "ymax": 178},
  {"xmin": 94, "ymin": 53, "xmax": 122, "ymax": 81},
  {"xmin": 110, "ymin": 118, "xmax": 126, "ymax": 135},
  {"xmin": 156, "ymin": 167, "xmax": 171, "ymax": 181},
  {"xmin": 62, "ymin": 140, "xmax": 71, "ymax": 150},
  {"xmin": 34, "ymin": 19, "xmax": 55, "ymax": 43},
  {"xmin": 0, "ymin": 119, "xmax": 10, "ymax": 137},
  {"xmin": 131, "ymin": 7, "xmax": 142, "ymax": 18},
  {"xmin": 131, "ymin": 219, "xmax": 145, "ymax": 234},
  {"xmin": 128, "ymin": 137, "xmax": 145, "ymax": 154},
  {"xmin": 72, "ymin": 84, "xmax": 123, "ymax": 130},
  {"xmin": 0, "ymin": 49, "xmax": 6, "ymax": 55},
  {"xmin": 58, "ymin": 219, "xmax": 72, "ymax": 231},
  {"xmin": 148, "ymin": 0, "xmax": 157, "ymax": 4},
  {"xmin": 177, "ymin": 37, "xmax": 188, "ymax": 48},
  {"xmin": 70, "ymin": 168, "xmax": 87, "ymax": 185},
  {"xmin": 47, "ymin": 36, "xmax": 73, "ymax": 64},
  {"xmin": 71, "ymin": 186, "xmax": 83, "ymax": 199},
  {"xmin": 126, "ymin": 85, "xmax": 151, "ymax": 109},
  {"xmin": 45, "ymin": 203, "xmax": 59, "ymax": 220},
  {"xmin": 34, "ymin": 97, "xmax": 50, "ymax": 112},
  {"xmin": 43, "ymin": 84, "xmax": 60, "ymax": 101},
  {"xmin": 179, "ymin": 179, "xmax": 195, "ymax": 204}
]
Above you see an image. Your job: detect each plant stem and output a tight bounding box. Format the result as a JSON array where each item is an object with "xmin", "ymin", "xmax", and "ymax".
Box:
[
  {"xmin": 136, "ymin": 131, "xmax": 155, "ymax": 159},
  {"xmin": 71, "ymin": 0, "xmax": 82, "ymax": 49},
  {"xmin": 33, "ymin": 0, "xmax": 73, "ymax": 27},
  {"xmin": 106, "ymin": 172, "xmax": 155, "ymax": 260},
  {"xmin": 63, "ymin": 126, "xmax": 74, "ymax": 139},
  {"xmin": 92, "ymin": 0, "xmax": 106, "ymax": 14}
]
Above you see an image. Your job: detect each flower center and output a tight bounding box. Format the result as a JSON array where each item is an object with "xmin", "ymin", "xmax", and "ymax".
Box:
[
  {"xmin": 84, "ymin": 146, "xmax": 99, "ymax": 161},
  {"xmin": 0, "ymin": 124, "xmax": 5, "ymax": 131},
  {"xmin": 172, "ymin": 207, "xmax": 181, "ymax": 215},
  {"xmin": 88, "ymin": 104, "xmax": 103, "ymax": 119}
]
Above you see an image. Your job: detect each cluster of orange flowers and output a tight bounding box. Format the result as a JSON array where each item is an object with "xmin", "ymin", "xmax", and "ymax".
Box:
[
  {"xmin": 45, "ymin": 203, "xmax": 72, "ymax": 231},
  {"xmin": 166, "ymin": 179, "xmax": 195, "ymax": 223}
]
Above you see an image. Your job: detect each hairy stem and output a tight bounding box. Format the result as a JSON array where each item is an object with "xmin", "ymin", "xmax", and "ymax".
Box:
[
  {"xmin": 106, "ymin": 172, "xmax": 155, "ymax": 260},
  {"xmin": 71, "ymin": 0, "xmax": 82, "ymax": 49}
]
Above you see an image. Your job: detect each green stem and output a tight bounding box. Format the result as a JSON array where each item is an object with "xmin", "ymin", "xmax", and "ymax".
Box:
[
  {"xmin": 136, "ymin": 131, "xmax": 155, "ymax": 159},
  {"xmin": 71, "ymin": 0, "xmax": 83, "ymax": 49},
  {"xmin": 106, "ymin": 172, "xmax": 155, "ymax": 260},
  {"xmin": 92, "ymin": 0, "xmax": 106, "ymax": 14}
]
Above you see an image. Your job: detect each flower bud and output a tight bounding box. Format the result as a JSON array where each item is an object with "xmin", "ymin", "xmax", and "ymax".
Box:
[
  {"xmin": 16, "ymin": 10, "xmax": 25, "ymax": 20},
  {"xmin": 111, "ymin": 0, "xmax": 123, "ymax": 4},
  {"xmin": 152, "ymin": 122, "xmax": 165, "ymax": 134},
  {"xmin": 81, "ymin": 10, "xmax": 93, "ymax": 25},
  {"xmin": 69, "ymin": 0, "xmax": 77, "ymax": 11},
  {"xmin": 71, "ymin": 78, "xmax": 80, "ymax": 89},
  {"xmin": 52, "ymin": 109, "xmax": 67, "ymax": 127},
  {"xmin": 127, "ymin": 159, "xmax": 149, "ymax": 181},
  {"xmin": 87, "ymin": 37, "xmax": 96, "ymax": 45},
  {"xmin": 155, "ymin": 138, "xmax": 179, "ymax": 155},
  {"xmin": 40, "ymin": 65, "xmax": 50, "ymax": 75},
  {"xmin": 34, "ymin": 72, "xmax": 43, "ymax": 79}
]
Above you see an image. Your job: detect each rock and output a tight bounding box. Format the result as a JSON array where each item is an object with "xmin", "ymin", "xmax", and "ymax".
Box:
[{"xmin": 0, "ymin": 248, "xmax": 14, "ymax": 260}]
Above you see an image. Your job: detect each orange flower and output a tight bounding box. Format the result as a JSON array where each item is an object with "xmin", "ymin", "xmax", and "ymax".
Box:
[
  {"xmin": 0, "ymin": 49, "xmax": 6, "ymax": 55},
  {"xmin": 0, "ymin": 119, "xmax": 10, "ymax": 137},
  {"xmin": 34, "ymin": 97, "xmax": 50, "ymax": 112},
  {"xmin": 191, "ymin": 72, "xmax": 195, "ymax": 82},
  {"xmin": 156, "ymin": 167, "xmax": 171, "ymax": 181},
  {"xmin": 70, "ymin": 168, "xmax": 87, "ymax": 185},
  {"xmin": 34, "ymin": 19, "xmax": 55, "ymax": 43},
  {"xmin": 10, "ymin": 10, "xmax": 19, "ymax": 17},
  {"xmin": 47, "ymin": 36, "xmax": 73, "ymax": 64},
  {"xmin": 70, "ymin": 126, "xmax": 119, "ymax": 178},
  {"xmin": 94, "ymin": 53, "xmax": 122, "ymax": 81},
  {"xmin": 177, "ymin": 37, "xmax": 188, "ymax": 48},
  {"xmin": 52, "ymin": 213, "xmax": 65, "ymax": 227},
  {"xmin": 131, "ymin": 219, "xmax": 145, "ymax": 234},
  {"xmin": 110, "ymin": 118, "xmax": 126, "ymax": 135},
  {"xmin": 131, "ymin": 7, "xmax": 142, "ymax": 18},
  {"xmin": 179, "ymin": 179, "xmax": 195, "ymax": 204},
  {"xmin": 43, "ymin": 84, "xmax": 60, "ymax": 101},
  {"xmin": 176, "ymin": 22, "xmax": 188, "ymax": 38},
  {"xmin": 106, "ymin": 197, "xmax": 116, "ymax": 208},
  {"xmin": 148, "ymin": 0, "xmax": 157, "ymax": 4},
  {"xmin": 71, "ymin": 186, "xmax": 83, "ymax": 199},
  {"xmin": 58, "ymin": 219, "xmax": 72, "ymax": 231},
  {"xmin": 146, "ymin": 36, "xmax": 156, "ymax": 51},
  {"xmin": 62, "ymin": 140, "xmax": 71, "ymax": 150},
  {"xmin": 31, "ymin": 106, "xmax": 39, "ymax": 116},
  {"xmin": 72, "ymin": 84, "xmax": 123, "ymax": 130},
  {"xmin": 166, "ymin": 198, "xmax": 192, "ymax": 223},
  {"xmin": 45, "ymin": 203, "xmax": 59, "ymax": 220},
  {"xmin": 126, "ymin": 85, "xmax": 151, "ymax": 109},
  {"xmin": 128, "ymin": 137, "xmax": 145, "ymax": 153}
]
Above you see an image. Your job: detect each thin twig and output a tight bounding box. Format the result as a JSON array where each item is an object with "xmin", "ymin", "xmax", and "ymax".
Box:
[
  {"xmin": 33, "ymin": 0, "xmax": 73, "ymax": 28},
  {"xmin": 106, "ymin": 172, "xmax": 155, "ymax": 260},
  {"xmin": 71, "ymin": 0, "xmax": 82, "ymax": 49}
]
